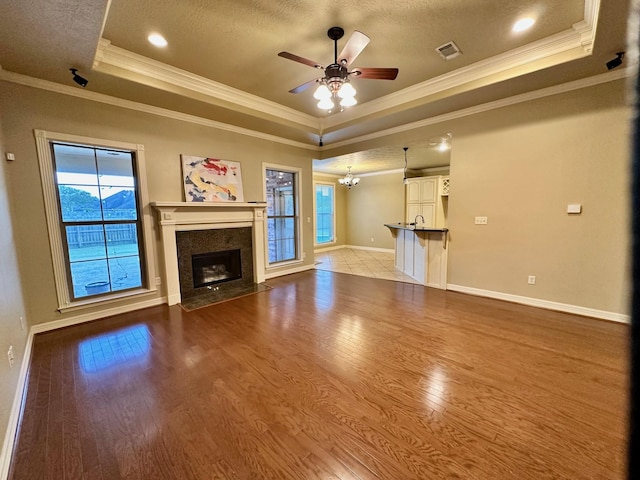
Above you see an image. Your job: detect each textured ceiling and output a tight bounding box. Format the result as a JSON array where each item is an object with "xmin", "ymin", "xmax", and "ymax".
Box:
[
  {"xmin": 314, "ymin": 139, "xmax": 451, "ymax": 176},
  {"xmin": 101, "ymin": 0, "xmax": 583, "ymax": 112},
  {"xmin": 0, "ymin": 0, "xmax": 633, "ymax": 172}
]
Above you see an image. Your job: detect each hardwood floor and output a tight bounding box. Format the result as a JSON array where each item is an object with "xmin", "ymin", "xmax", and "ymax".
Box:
[{"xmin": 9, "ymin": 270, "xmax": 628, "ymax": 479}]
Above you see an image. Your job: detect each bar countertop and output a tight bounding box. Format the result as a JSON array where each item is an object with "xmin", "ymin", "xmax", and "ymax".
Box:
[{"xmin": 384, "ymin": 223, "xmax": 448, "ymax": 233}]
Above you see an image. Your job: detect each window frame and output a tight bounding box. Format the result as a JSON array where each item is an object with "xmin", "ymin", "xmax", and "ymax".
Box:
[
  {"xmin": 313, "ymin": 181, "xmax": 336, "ymax": 246},
  {"xmin": 262, "ymin": 163, "xmax": 303, "ymax": 268},
  {"xmin": 34, "ymin": 129, "xmax": 157, "ymax": 312}
]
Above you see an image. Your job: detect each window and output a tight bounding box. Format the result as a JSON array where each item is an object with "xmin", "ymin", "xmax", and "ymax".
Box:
[
  {"xmin": 265, "ymin": 167, "xmax": 300, "ymax": 264},
  {"xmin": 35, "ymin": 130, "xmax": 156, "ymax": 310},
  {"xmin": 315, "ymin": 183, "xmax": 335, "ymax": 244},
  {"xmin": 52, "ymin": 144, "xmax": 144, "ymax": 299}
]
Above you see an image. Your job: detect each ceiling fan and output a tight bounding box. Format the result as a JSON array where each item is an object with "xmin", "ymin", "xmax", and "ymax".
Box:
[{"xmin": 278, "ymin": 26, "xmax": 399, "ymax": 110}]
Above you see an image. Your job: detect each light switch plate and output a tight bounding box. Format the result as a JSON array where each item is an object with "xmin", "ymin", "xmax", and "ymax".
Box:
[{"xmin": 475, "ymin": 216, "xmax": 488, "ymax": 225}]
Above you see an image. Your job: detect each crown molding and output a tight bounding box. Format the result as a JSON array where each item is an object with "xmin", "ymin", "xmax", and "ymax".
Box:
[
  {"xmin": 0, "ymin": 68, "xmax": 318, "ymax": 151},
  {"xmin": 93, "ymin": 39, "xmax": 320, "ymax": 130},
  {"xmin": 88, "ymin": 2, "xmax": 599, "ymax": 135},
  {"xmin": 579, "ymin": 0, "xmax": 600, "ymax": 52},
  {"xmin": 325, "ymin": 67, "xmax": 631, "ymax": 151},
  {"xmin": 1, "ymin": 56, "xmax": 628, "ymax": 160},
  {"xmin": 323, "ymin": 0, "xmax": 601, "ymax": 130}
]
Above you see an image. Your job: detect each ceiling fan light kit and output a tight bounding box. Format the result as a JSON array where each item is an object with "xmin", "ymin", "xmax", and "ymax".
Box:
[
  {"xmin": 339, "ymin": 95, "xmax": 357, "ymax": 107},
  {"xmin": 279, "ymin": 26, "xmax": 398, "ymax": 111},
  {"xmin": 313, "ymin": 84, "xmax": 331, "ymax": 100},
  {"xmin": 317, "ymin": 97, "xmax": 335, "ymax": 110}
]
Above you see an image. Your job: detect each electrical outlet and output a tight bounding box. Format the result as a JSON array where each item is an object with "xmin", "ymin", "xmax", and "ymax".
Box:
[
  {"xmin": 155, "ymin": 276, "xmax": 162, "ymax": 286},
  {"xmin": 19, "ymin": 315, "xmax": 26, "ymax": 331},
  {"xmin": 475, "ymin": 216, "xmax": 488, "ymax": 225},
  {"xmin": 528, "ymin": 275, "xmax": 536, "ymax": 285},
  {"xmin": 370, "ymin": 237, "xmax": 375, "ymax": 242},
  {"xmin": 7, "ymin": 345, "xmax": 14, "ymax": 368}
]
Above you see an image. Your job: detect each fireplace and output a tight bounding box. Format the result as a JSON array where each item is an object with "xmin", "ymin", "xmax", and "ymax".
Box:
[
  {"xmin": 176, "ymin": 227, "xmax": 254, "ymax": 300},
  {"xmin": 152, "ymin": 202, "xmax": 266, "ymax": 306},
  {"xmin": 192, "ymin": 249, "xmax": 242, "ymax": 288}
]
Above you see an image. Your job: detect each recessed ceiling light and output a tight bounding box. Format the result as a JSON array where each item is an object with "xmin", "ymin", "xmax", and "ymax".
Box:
[
  {"xmin": 148, "ymin": 33, "xmax": 168, "ymax": 48},
  {"xmin": 513, "ymin": 17, "xmax": 535, "ymax": 33}
]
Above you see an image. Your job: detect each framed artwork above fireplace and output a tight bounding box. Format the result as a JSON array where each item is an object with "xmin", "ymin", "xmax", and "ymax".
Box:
[{"xmin": 181, "ymin": 155, "xmax": 244, "ymax": 202}]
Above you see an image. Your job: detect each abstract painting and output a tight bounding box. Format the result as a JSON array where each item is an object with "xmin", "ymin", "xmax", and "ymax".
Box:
[{"xmin": 181, "ymin": 155, "xmax": 244, "ymax": 202}]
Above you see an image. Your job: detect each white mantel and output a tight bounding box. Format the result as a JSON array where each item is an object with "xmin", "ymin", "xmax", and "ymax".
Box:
[{"xmin": 152, "ymin": 202, "xmax": 266, "ymax": 305}]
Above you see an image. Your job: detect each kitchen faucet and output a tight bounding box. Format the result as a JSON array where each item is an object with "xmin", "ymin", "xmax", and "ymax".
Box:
[{"xmin": 414, "ymin": 214, "xmax": 425, "ymax": 225}]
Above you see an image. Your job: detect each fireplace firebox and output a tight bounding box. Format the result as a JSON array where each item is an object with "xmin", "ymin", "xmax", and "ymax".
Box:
[
  {"xmin": 192, "ymin": 249, "xmax": 241, "ymax": 288},
  {"xmin": 176, "ymin": 227, "xmax": 254, "ymax": 301}
]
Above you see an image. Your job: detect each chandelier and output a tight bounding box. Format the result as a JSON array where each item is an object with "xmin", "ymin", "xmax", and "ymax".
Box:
[{"xmin": 338, "ymin": 166, "xmax": 360, "ymax": 189}]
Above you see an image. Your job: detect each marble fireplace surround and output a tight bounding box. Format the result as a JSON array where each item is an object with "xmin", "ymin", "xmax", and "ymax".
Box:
[{"xmin": 152, "ymin": 202, "xmax": 266, "ymax": 305}]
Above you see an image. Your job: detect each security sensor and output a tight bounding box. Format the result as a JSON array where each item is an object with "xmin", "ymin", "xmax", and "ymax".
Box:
[
  {"xmin": 69, "ymin": 68, "xmax": 88, "ymax": 87},
  {"xmin": 606, "ymin": 52, "xmax": 625, "ymax": 71}
]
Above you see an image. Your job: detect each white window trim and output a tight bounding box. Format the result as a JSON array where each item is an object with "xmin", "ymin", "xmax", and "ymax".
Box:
[
  {"xmin": 313, "ymin": 180, "xmax": 337, "ymax": 247},
  {"xmin": 262, "ymin": 162, "xmax": 303, "ymax": 270},
  {"xmin": 34, "ymin": 129, "xmax": 157, "ymax": 312}
]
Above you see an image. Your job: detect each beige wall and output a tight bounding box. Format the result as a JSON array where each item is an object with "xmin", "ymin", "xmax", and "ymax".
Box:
[
  {"xmin": 0, "ymin": 75, "xmax": 631, "ymax": 467},
  {"xmin": 312, "ymin": 173, "xmax": 347, "ymax": 248},
  {"xmin": 0, "ymin": 77, "xmax": 631, "ymax": 327},
  {"xmin": 0, "ymin": 82, "xmax": 316, "ymax": 326},
  {"xmin": 447, "ymin": 80, "xmax": 630, "ymax": 314},
  {"xmin": 320, "ymin": 79, "xmax": 630, "ymax": 316},
  {"xmin": 0, "ymin": 114, "xmax": 29, "ymax": 471},
  {"xmin": 345, "ymin": 171, "xmax": 405, "ymax": 250}
]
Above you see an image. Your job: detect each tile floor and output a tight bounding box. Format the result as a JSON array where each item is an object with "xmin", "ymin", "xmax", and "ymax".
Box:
[{"xmin": 314, "ymin": 247, "xmax": 419, "ymax": 284}]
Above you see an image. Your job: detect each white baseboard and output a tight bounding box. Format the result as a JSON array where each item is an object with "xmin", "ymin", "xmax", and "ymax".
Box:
[
  {"xmin": 265, "ymin": 264, "xmax": 316, "ymax": 279},
  {"xmin": 31, "ymin": 297, "xmax": 167, "ymax": 334},
  {"xmin": 0, "ymin": 331, "xmax": 34, "ymax": 480},
  {"xmin": 446, "ymin": 284, "xmax": 630, "ymax": 324},
  {"xmin": 0, "ymin": 295, "xmax": 167, "ymax": 479},
  {"xmin": 344, "ymin": 245, "xmax": 395, "ymax": 254},
  {"xmin": 314, "ymin": 245, "xmax": 345, "ymax": 253}
]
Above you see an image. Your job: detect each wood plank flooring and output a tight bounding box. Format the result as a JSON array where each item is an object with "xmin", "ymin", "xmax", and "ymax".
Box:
[{"xmin": 9, "ymin": 270, "xmax": 628, "ymax": 479}]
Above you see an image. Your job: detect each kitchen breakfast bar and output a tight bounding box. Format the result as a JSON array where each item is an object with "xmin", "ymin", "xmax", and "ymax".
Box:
[{"xmin": 384, "ymin": 223, "xmax": 449, "ymax": 289}]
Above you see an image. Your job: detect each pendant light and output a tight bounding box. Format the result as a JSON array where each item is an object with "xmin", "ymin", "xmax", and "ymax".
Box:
[{"xmin": 403, "ymin": 147, "xmax": 409, "ymax": 185}]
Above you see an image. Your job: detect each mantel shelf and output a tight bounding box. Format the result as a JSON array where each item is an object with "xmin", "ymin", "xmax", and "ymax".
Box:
[{"xmin": 151, "ymin": 201, "xmax": 266, "ymax": 209}]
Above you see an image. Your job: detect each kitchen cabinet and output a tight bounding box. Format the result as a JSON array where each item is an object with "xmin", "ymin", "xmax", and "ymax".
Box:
[
  {"xmin": 384, "ymin": 224, "xmax": 448, "ymax": 289},
  {"xmin": 405, "ymin": 176, "xmax": 448, "ymax": 227}
]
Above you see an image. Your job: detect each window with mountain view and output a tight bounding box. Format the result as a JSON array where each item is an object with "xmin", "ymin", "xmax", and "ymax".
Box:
[{"xmin": 52, "ymin": 143, "xmax": 145, "ymax": 299}]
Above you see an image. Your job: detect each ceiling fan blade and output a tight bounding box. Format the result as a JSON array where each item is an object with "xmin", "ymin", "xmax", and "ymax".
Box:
[
  {"xmin": 337, "ymin": 31, "xmax": 370, "ymax": 66},
  {"xmin": 278, "ymin": 52, "xmax": 323, "ymax": 69},
  {"xmin": 351, "ymin": 67, "xmax": 399, "ymax": 80},
  {"xmin": 289, "ymin": 78, "xmax": 319, "ymax": 94}
]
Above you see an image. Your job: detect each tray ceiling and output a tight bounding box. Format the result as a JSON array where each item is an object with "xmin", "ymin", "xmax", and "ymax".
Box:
[{"xmin": 0, "ymin": 0, "xmax": 632, "ymax": 165}]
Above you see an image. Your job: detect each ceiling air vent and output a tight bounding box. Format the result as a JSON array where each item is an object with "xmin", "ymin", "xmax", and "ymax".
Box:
[{"xmin": 435, "ymin": 41, "xmax": 462, "ymax": 60}]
